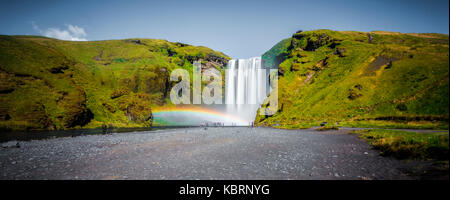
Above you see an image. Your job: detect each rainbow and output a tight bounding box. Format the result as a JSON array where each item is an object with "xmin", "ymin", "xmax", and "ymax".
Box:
[{"xmin": 152, "ymin": 106, "xmax": 249, "ymax": 126}]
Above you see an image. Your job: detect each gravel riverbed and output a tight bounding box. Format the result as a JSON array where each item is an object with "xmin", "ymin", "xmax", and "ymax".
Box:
[{"xmin": 0, "ymin": 127, "xmax": 446, "ymax": 180}]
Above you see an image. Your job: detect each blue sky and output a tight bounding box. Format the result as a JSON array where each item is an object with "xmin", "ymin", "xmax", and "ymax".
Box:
[{"xmin": 0, "ymin": 0, "xmax": 448, "ymax": 58}]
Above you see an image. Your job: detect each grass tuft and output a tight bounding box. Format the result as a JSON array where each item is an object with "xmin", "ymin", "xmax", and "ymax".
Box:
[
  {"xmin": 353, "ymin": 129, "xmax": 449, "ymax": 160},
  {"xmin": 316, "ymin": 126, "xmax": 340, "ymax": 131}
]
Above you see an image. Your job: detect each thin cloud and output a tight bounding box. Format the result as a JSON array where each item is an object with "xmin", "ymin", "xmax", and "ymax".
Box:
[
  {"xmin": 31, "ymin": 21, "xmax": 40, "ymax": 33},
  {"xmin": 32, "ymin": 22, "xmax": 87, "ymax": 41}
]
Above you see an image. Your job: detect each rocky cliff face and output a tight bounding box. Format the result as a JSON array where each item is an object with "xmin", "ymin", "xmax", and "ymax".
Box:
[
  {"xmin": 0, "ymin": 35, "xmax": 230, "ymax": 130},
  {"xmin": 256, "ymin": 30, "xmax": 449, "ymax": 129}
]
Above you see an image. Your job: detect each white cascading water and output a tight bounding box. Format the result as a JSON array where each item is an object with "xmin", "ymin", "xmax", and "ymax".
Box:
[{"xmin": 225, "ymin": 57, "xmax": 268, "ymax": 125}]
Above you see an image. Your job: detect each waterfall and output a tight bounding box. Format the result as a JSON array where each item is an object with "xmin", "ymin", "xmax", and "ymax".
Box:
[
  {"xmin": 154, "ymin": 56, "xmax": 271, "ymax": 127},
  {"xmin": 225, "ymin": 57, "xmax": 268, "ymax": 125}
]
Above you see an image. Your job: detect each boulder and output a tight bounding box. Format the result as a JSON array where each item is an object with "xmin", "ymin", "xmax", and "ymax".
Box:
[{"xmin": 1, "ymin": 141, "xmax": 20, "ymax": 148}]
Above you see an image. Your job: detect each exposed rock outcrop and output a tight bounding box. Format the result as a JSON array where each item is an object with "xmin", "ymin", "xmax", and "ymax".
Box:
[{"xmin": 60, "ymin": 87, "xmax": 93, "ymax": 128}]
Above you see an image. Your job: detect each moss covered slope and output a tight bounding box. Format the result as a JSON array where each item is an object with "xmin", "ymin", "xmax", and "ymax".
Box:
[
  {"xmin": 256, "ymin": 30, "xmax": 449, "ymax": 129},
  {"xmin": 0, "ymin": 35, "xmax": 229, "ymax": 130}
]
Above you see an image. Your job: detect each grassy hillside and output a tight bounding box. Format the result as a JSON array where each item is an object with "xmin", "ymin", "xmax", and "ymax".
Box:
[
  {"xmin": 256, "ymin": 29, "xmax": 449, "ymax": 129},
  {"xmin": 0, "ymin": 35, "xmax": 229, "ymax": 130}
]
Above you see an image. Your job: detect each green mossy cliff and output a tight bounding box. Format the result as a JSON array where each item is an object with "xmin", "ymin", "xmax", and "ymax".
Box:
[
  {"xmin": 256, "ymin": 30, "xmax": 449, "ymax": 129},
  {"xmin": 0, "ymin": 35, "xmax": 229, "ymax": 130},
  {"xmin": 1, "ymin": 29, "xmax": 448, "ymax": 131}
]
